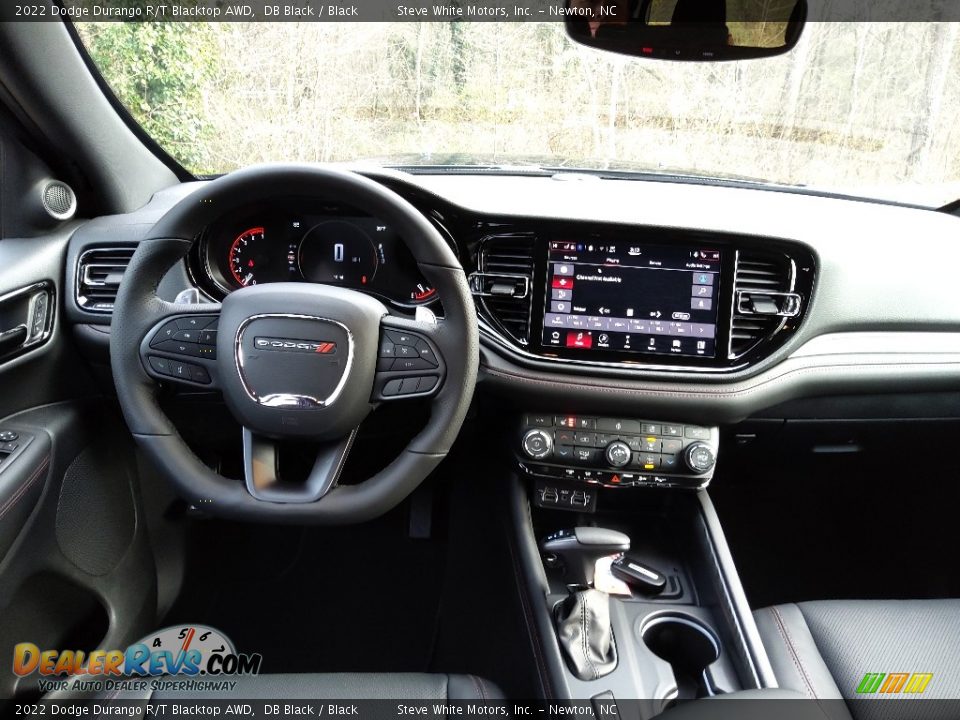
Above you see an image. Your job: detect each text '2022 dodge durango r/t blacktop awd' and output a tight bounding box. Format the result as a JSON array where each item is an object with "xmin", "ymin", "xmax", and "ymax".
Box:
[{"xmin": 0, "ymin": 4, "xmax": 959, "ymax": 720}]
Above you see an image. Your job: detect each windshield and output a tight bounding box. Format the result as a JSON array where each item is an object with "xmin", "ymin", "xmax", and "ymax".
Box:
[{"xmin": 76, "ymin": 21, "xmax": 960, "ymax": 206}]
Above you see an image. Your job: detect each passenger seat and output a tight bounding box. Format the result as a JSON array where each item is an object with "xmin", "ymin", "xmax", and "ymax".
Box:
[{"xmin": 754, "ymin": 599, "xmax": 960, "ymax": 718}]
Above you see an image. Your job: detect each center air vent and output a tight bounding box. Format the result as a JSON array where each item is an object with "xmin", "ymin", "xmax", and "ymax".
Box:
[
  {"xmin": 472, "ymin": 235, "xmax": 535, "ymax": 345},
  {"xmin": 729, "ymin": 250, "xmax": 795, "ymax": 358},
  {"xmin": 76, "ymin": 246, "xmax": 135, "ymax": 314}
]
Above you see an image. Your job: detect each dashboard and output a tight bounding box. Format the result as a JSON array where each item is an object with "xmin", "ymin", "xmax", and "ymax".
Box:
[
  {"xmin": 190, "ymin": 198, "xmax": 446, "ymax": 308},
  {"xmin": 66, "ymin": 168, "xmax": 960, "ymax": 425}
]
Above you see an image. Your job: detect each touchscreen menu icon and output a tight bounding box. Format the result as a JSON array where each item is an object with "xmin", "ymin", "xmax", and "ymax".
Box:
[{"xmin": 566, "ymin": 331, "xmax": 592, "ymax": 348}]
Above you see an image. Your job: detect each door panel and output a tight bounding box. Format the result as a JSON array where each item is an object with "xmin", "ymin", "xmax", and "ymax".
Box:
[{"xmin": 0, "ymin": 136, "xmax": 163, "ymax": 700}]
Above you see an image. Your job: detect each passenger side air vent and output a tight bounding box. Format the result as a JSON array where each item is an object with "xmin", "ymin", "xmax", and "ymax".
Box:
[
  {"xmin": 729, "ymin": 250, "xmax": 797, "ymax": 358},
  {"xmin": 471, "ymin": 235, "xmax": 535, "ymax": 345},
  {"xmin": 76, "ymin": 246, "xmax": 135, "ymax": 314}
]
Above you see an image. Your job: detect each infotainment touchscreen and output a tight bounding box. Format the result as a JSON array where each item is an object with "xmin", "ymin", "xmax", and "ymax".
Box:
[{"xmin": 541, "ymin": 241, "xmax": 721, "ymax": 359}]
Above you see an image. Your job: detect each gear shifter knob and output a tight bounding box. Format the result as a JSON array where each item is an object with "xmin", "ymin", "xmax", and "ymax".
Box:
[{"xmin": 540, "ymin": 527, "xmax": 630, "ymax": 586}]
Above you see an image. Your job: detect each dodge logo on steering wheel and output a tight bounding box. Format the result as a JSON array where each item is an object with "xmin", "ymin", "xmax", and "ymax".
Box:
[{"xmin": 254, "ymin": 337, "xmax": 338, "ymax": 354}]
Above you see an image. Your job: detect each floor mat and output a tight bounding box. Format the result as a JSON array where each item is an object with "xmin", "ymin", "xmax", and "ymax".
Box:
[
  {"xmin": 163, "ymin": 421, "xmax": 541, "ymax": 698},
  {"xmin": 164, "ymin": 508, "xmax": 447, "ymax": 675}
]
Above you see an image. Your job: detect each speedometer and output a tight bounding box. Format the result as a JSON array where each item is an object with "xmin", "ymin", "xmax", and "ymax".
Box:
[
  {"xmin": 298, "ymin": 221, "xmax": 379, "ymax": 286},
  {"xmin": 228, "ymin": 226, "xmax": 268, "ymax": 287}
]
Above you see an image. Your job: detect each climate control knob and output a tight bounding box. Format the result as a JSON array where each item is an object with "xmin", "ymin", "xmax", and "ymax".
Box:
[
  {"xmin": 684, "ymin": 442, "xmax": 716, "ymax": 474},
  {"xmin": 522, "ymin": 429, "xmax": 553, "ymax": 460},
  {"xmin": 604, "ymin": 441, "xmax": 632, "ymax": 468}
]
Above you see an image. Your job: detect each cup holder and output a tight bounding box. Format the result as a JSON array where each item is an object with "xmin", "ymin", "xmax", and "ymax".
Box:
[{"xmin": 641, "ymin": 614, "xmax": 720, "ymax": 700}]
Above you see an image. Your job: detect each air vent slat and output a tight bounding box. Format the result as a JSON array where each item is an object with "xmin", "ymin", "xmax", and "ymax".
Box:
[
  {"xmin": 729, "ymin": 251, "xmax": 792, "ymax": 357},
  {"xmin": 77, "ymin": 247, "xmax": 135, "ymax": 314},
  {"xmin": 478, "ymin": 236, "xmax": 534, "ymax": 345}
]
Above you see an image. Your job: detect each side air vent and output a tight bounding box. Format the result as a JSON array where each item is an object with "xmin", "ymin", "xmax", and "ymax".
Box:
[
  {"xmin": 76, "ymin": 247, "xmax": 135, "ymax": 314},
  {"xmin": 472, "ymin": 235, "xmax": 535, "ymax": 345},
  {"xmin": 729, "ymin": 250, "xmax": 796, "ymax": 358}
]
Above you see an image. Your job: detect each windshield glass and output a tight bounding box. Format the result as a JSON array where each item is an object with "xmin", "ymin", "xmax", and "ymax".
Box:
[{"xmin": 76, "ymin": 22, "xmax": 960, "ymax": 206}]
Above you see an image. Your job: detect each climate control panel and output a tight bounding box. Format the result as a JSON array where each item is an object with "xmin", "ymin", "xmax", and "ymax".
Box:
[{"xmin": 519, "ymin": 414, "xmax": 719, "ymax": 490}]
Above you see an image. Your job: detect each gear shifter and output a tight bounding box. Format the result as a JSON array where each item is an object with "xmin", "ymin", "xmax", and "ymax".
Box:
[
  {"xmin": 540, "ymin": 527, "xmax": 630, "ymax": 587},
  {"xmin": 555, "ymin": 588, "xmax": 618, "ymax": 680}
]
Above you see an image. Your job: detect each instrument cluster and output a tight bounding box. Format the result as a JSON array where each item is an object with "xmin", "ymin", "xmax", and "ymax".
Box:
[{"xmin": 195, "ymin": 199, "xmax": 446, "ymax": 307}]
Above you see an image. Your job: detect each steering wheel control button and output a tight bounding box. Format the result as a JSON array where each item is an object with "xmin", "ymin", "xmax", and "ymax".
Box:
[
  {"xmin": 381, "ymin": 375, "xmax": 439, "ymax": 398},
  {"xmin": 373, "ymin": 326, "xmax": 446, "ymax": 402},
  {"xmin": 147, "ymin": 353, "xmax": 213, "ymax": 385},
  {"xmin": 385, "ymin": 330, "xmax": 417, "ymax": 346},
  {"xmin": 148, "ymin": 356, "xmax": 171, "ymax": 375},
  {"xmin": 150, "ymin": 315, "xmax": 220, "ymax": 359},
  {"xmin": 393, "ymin": 357, "xmax": 434, "ymax": 371},
  {"xmin": 684, "ymin": 443, "xmax": 716, "ymax": 473},
  {"xmin": 382, "ymin": 378, "xmax": 403, "ymax": 396},
  {"xmin": 151, "ymin": 320, "xmax": 180, "ymax": 345},
  {"xmin": 416, "ymin": 376, "xmax": 439, "ymax": 393},
  {"xmin": 414, "ymin": 338, "xmax": 439, "ymax": 366},
  {"xmin": 604, "ymin": 441, "xmax": 632, "ymax": 468},
  {"xmin": 176, "ymin": 316, "xmax": 213, "ymax": 330},
  {"xmin": 522, "ymin": 429, "xmax": 553, "ymax": 459}
]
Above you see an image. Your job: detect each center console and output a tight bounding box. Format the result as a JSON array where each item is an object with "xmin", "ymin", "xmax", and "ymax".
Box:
[{"xmin": 503, "ymin": 407, "xmax": 776, "ymax": 716}]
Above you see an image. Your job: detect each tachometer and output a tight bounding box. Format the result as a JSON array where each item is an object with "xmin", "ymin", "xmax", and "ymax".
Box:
[{"xmin": 228, "ymin": 226, "xmax": 268, "ymax": 287}]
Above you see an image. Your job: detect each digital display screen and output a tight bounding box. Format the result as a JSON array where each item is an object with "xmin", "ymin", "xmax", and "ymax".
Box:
[{"xmin": 541, "ymin": 241, "xmax": 722, "ymax": 359}]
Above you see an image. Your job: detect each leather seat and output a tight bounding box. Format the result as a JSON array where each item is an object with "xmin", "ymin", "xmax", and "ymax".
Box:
[{"xmin": 755, "ymin": 600, "xmax": 960, "ymax": 718}]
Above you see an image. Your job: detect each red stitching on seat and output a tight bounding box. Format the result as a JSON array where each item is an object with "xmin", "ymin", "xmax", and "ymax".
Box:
[
  {"xmin": 0, "ymin": 458, "xmax": 49, "ymax": 521},
  {"xmin": 770, "ymin": 605, "xmax": 817, "ymax": 699}
]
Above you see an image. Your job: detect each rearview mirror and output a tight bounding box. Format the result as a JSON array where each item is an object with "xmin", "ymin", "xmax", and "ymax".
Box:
[{"xmin": 565, "ymin": 0, "xmax": 806, "ymax": 61}]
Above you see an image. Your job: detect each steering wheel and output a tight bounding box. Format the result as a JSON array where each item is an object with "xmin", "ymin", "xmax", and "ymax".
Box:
[{"xmin": 110, "ymin": 165, "xmax": 478, "ymax": 524}]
